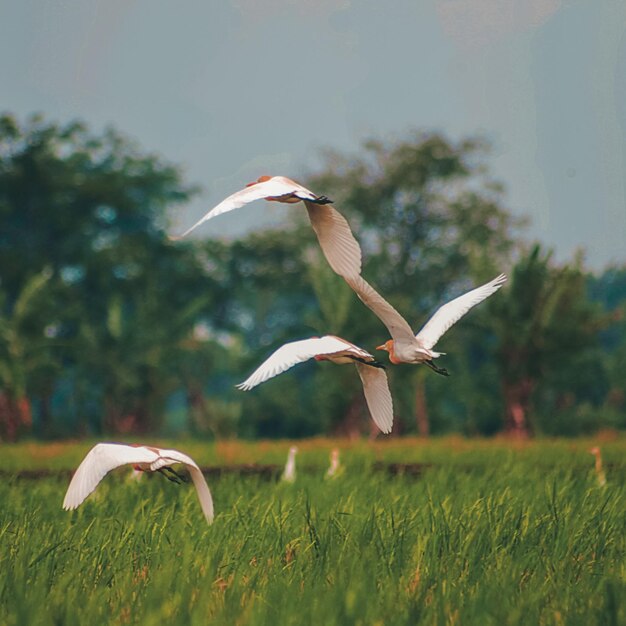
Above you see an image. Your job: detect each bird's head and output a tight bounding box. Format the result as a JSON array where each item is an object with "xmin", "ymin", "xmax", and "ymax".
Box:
[
  {"xmin": 376, "ymin": 340, "xmax": 394, "ymax": 353},
  {"xmin": 246, "ymin": 175, "xmax": 272, "ymax": 187},
  {"xmin": 589, "ymin": 446, "xmax": 600, "ymax": 456}
]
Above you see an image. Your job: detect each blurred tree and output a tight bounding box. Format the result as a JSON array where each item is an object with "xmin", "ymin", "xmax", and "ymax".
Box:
[
  {"xmin": 587, "ymin": 266, "xmax": 626, "ymax": 423},
  {"xmin": 193, "ymin": 229, "xmax": 337, "ymax": 437},
  {"xmin": 2, "ymin": 113, "xmax": 621, "ymax": 439},
  {"xmin": 193, "ymin": 228, "xmax": 321, "ymax": 348},
  {"xmin": 305, "ymin": 132, "xmax": 523, "ymax": 434},
  {"xmin": 0, "ymin": 113, "xmax": 194, "ymax": 297},
  {"xmin": 307, "ymin": 133, "xmax": 521, "ymax": 288},
  {"xmin": 0, "ymin": 268, "xmax": 59, "ymax": 440},
  {"xmin": 0, "ymin": 113, "xmax": 219, "ymax": 435},
  {"xmin": 487, "ymin": 245, "xmax": 606, "ymax": 437},
  {"xmin": 74, "ymin": 244, "xmax": 219, "ymax": 433}
]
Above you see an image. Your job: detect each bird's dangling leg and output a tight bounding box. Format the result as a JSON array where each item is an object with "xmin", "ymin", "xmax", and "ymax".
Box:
[
  {"xmin": 424, "ymin": 360, "xmax": 450, "ymax": 377},
  {"xmin": 157, "ymin": 467, "xmax": 184, "ymax": 484},
  {"xmin": 164, "ymin": 466, "xmax": 189, "ymax": 483}
]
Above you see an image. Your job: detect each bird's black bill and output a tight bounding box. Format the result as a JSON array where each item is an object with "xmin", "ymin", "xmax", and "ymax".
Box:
[
  {"xmin": 424, "ymin": 360, "xmax": 450, "ymax": 377},
  {"xmin": 310, "ymin": 195, "xmax": 333, "ymax": 205}
]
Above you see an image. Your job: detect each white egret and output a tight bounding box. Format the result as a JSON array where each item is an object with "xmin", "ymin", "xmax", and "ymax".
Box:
[
  {"xmin": 346, "ymin": 273, "xmax": 507, "ymax": 375},
  {"xmin": 589, "ymin": 446, "xmax": 607, "ymax": 487},
  {"xmin": 282, "ymin": 446, "xmax": 298, "ymax": 483},
  {"xmin": 237, "ymin": 335, "xmax": 394, "ymax": 434},
  {"xmin": 326, "ymin": 448, "xmax": 342, "ymax": 479},
  {"xmin": 62, "ymin": 443, "xmax": 214, "ymax": 524},
  {"xmin": 173, "ymin": 175, "xmax": 362, "ymax": 279}
]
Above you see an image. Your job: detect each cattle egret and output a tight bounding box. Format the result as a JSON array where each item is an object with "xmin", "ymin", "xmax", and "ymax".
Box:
[
  {"xmin": 236, "ymin": 335, "xmax": 394, "ymax": 434},
  {"xmin": 173, "ymin": 175, "xmax": 362, "ymax": 279},
  {"xmin": 346, "ymin": 274, "xmax": 507, "ymax": 374},
  {"xmin": 282, "ymin": 446, "xmax": 298, "ymax": 483},
  {"xmin": 589, "ymin": 446, "xmax": 607, "ymax": 487},
  {"xmin": 63, "ymin": 443, "xmax": 214, "ymax": 524},
  {"xmin": 326, "ymin": 448, "xmax": 342, "ymax": 479}
]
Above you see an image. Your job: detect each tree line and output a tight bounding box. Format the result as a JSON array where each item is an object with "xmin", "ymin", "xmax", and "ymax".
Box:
[{"xmin": 1, "ymin": 113, "xmax": 624, "ymax": 440}]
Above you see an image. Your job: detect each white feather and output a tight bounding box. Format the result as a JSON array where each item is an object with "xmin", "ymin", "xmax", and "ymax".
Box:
[
  {"xmin": 174, "ymin": 176, "xmax": 319, "ymax": 239},
  {"xmin": 415, "ymin": 274, "xmax": 507, "ymax": 349},
  {"xmin": 236, "ymin": 336, "xmax": 360, "ymax": 390},
  {"xmin": 355, "ymin": 363, "xmax": 394, "ymax": 434},
  {"xmin": 62, "ymin": 443, "xmax": 214, "ymax": 524},
  {"xmin": 237, "ymin": 335, "xmax": 394, "ymax": 433},
  {"xmin": 173, "ymin": 175, "xmax": 362, "ymax": 279}
]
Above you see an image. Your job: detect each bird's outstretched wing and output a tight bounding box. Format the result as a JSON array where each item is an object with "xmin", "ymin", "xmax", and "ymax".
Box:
[
  {"xmin": 355, "ymin": 363, "xmax": 394, "ymax": 434},
  {"xmin": 173, "ymin": 176, "xmax": 319, "ymax": 239},
  {"xmin": 415, "ymin": 274, "xmax": 507, "ymax": 350},
  {"xmin": 154, "ymin": 448, "xmax": 214, "ymax": 524},
  {"xmin": 304, "ymin": 201, "xmax": 362, "ymax": 278},
  {"xmin": 62, "ymin": 443, "xmax": 157, "ymax": 510},
  {"xmin": 345, "ymin": 275, "xmax": 416, "ymax": 346},
  {"xmin": 237, "ymin": 336, "xmax": 357, "ymax": 391}
]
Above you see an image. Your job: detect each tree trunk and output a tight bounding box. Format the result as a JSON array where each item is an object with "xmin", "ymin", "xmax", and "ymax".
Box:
[
  {"xmin": 0, "ymin": 393, "xmax": 31, "ymax": 442},
  {"xmin": 415, "ymin": 375, "xmax": 430, "ymax": 437},
  {"xmin": 502, "ymin": 378, "xmax": 534, "ymax": 438}
]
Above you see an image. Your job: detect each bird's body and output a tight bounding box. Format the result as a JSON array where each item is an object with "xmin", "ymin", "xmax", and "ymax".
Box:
[
  {"xmin": 237, "ymin": 335, "xmax": 394, "ymax": 434},
  {"xmin": 589, "ymin": 446, "xmax": 607, "ymax": 487},
  {"xmin": 63, "ymin": 443, "xmax": 214, "ymax": 524},
  {"xmin": 326, "ymin": 448, "xmax": 342, "ymax": 479},
  {"xmin": 282, "ymin": 446, "xmax": 298, "ymax": 483},
  {"xmin": 174, "ymin": 175, "xmax": 362, "ymax": 279},
  {"xmin": 346, "ymin": 273, "xmax": 507, "ymax": 373}
]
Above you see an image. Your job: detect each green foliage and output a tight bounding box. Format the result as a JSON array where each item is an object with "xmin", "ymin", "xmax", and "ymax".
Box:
[
  {"xmin": 0, "ymin": 268, "xmax": 59, "ymax": 439},
  {"xmin": 588, "ymin": 267, "xmax": 626, "ymax": 420},
  {"xmin": 1, "ymin": 113, "xmax": 624, "ymax": 438},
  {"xmin": 1, "ymin": 439, "xmax": 625, "ymax": 624},
  {"xmin": 308, "ymin": 132, "xmax": 522, "ymax": 290},
  {"xmin": 306, "ymin": 251, "xmax": 354, "ymax": 335},
  {"xmin": 302, "ymin": 133, "xmax": 525, "ymax": 433},
  {"xmin": 0, "ymin": 114, "xmax": 221, "ymax": 437},
  {"xmin": 487, "ymin": 245, "xmax": 607, "ymax": 435},
  {"xmin": 0, "ymin": 268, "xmax": 55, "ymax": 398}
]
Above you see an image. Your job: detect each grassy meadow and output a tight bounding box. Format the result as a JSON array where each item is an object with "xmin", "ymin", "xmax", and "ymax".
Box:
[{"xmin": 1, "ymin": 437, "xmax": 625, "ymax": 625}]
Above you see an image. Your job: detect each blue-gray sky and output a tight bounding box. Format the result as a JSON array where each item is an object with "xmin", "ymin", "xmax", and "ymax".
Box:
[{"xmin": 2, "ymin": 0, "xmax": 625, "ymax": 269}]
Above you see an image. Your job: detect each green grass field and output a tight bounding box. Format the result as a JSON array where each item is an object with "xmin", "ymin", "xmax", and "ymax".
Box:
[{"xmin": 1, "ymin": 437, "xmax": 625, "ymax": 625}]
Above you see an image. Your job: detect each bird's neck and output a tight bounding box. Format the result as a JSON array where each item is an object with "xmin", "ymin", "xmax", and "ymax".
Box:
[{"xmin": 388, "ymin": 344, "xmax": 402, "ymax": 364}]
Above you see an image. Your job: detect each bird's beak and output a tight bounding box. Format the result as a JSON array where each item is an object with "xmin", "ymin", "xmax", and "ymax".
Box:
[{"xmin": 376, "ymin": 344, "xmax": 386, "ymax": 351}]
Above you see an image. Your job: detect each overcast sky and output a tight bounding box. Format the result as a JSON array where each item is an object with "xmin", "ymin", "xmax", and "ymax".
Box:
[{"xmin": 2, "ymin": 0, "xmax": 625, "ymax": 269}]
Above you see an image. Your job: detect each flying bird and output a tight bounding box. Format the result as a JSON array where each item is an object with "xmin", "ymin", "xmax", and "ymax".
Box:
[
  {"xmin": 346, "ymin": 273, "xmax": 507, "ymax": 374},
  {"xmin": 236, "ymin": 335, "xmax": 394, "ymax": 434},
  {"xmin": 62, "ymin": 443, "xmax": 214, "ymax": 524},
  {"xmin": 282, "ymin": 446, "xmax": 298, "ymax": 483},
  {"xmin": 173, "ymin": 175, "xmax": 362, "ymax": 279}
]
